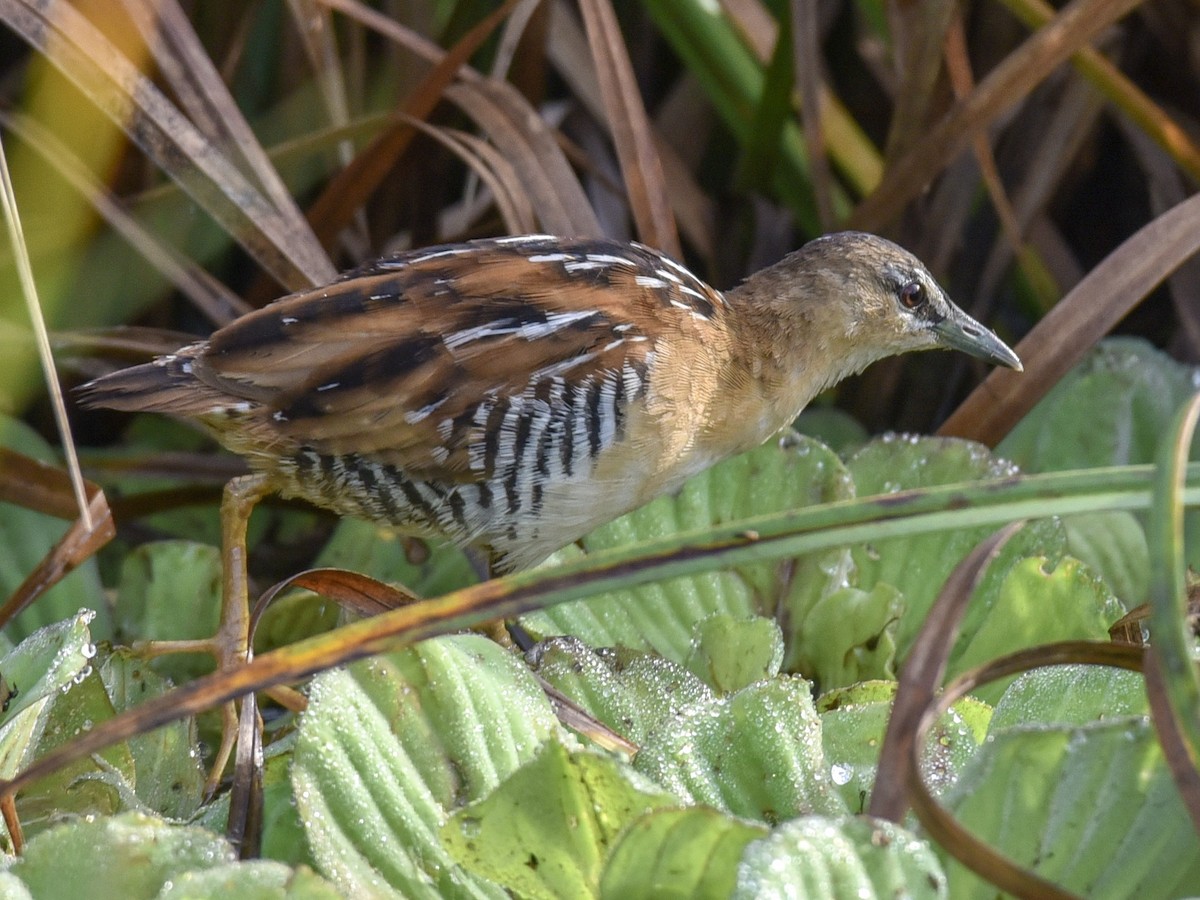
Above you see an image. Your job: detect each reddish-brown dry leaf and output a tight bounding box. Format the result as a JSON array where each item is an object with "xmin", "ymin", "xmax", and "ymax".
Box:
[
  {"xmin": 850, "ymin": 0, "xmax": 1149, "ymax": 232},
  {"xmin": 940, "ymin": 192, "xmax": 1200, "ymax": 444},
  {"xmin": 121, "ymin": 0, "xmax": 331, "ymax": 284},
  {"xmin": 302, "ymin": 0, "xmax": 524, "ymax": 252},
  {"xmin": 0, "ymin": 473, "xmax": 114, "ymax": 629},
  {"xmin": 577, "ymin": 0, "xmax": 680, "ymax": 256},
  {"xmin": 253, "ymin": 568, "xmax": 423, "ymax": 622},
  {"xmin": 546, "ymin": 6, "xmax": 713, "ymax": 255},
  {"xmin": 446, "ymin": 80, "xmax": 602, "ymax": 236}
]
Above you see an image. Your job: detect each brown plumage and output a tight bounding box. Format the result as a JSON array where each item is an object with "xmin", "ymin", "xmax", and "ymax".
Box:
[{"xmin": 80, "ymin": 232, "xmax": 1020, "ymax": 571}]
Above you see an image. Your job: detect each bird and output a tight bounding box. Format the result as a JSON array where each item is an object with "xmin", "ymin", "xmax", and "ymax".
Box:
[{"xmin": 80, "ymin": 231, "xmax": 1021, "ymax": 574}]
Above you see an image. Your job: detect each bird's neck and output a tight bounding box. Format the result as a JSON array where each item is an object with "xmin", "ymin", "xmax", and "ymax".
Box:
[{"xmin": 709, "ymin": 279, "xmax": 885, "ymax": 448}]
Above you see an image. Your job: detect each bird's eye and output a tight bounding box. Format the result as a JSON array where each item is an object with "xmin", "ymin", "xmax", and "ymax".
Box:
[{"xmin": 899, "ymin": 281, "xmax": 927, "ymax": 310}]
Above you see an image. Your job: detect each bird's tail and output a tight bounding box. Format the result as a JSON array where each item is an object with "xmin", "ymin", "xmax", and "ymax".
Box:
[{"xmin": 77, "ymin": 352, "xmax": 227, "ymax": 417}]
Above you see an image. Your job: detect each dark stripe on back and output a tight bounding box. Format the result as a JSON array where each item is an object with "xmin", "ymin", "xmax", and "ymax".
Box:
[
  {"xmin": 448, "ymin": 490, "xmax": 467, "ymax": 529},
  {"xmin": 559, "ymin": 382, "xmax": 576, "ymax": 477},
  {"xmin": 385, "ymin": 464, "xmax": 434, "ymax": 519},
  {"xmin": 512, "ymin": 407, "xmax": 534, "ymax": 475},
  {"xmin": 611, "ymin": 372, "xmax": 626, "ymax": 441},
  {"xmin": 586, "ymin": 379, "xmax": 603, "ymax": 459},
  {"xmin": 483, "ymin": 400, "xmax": 508, "ymax": 478}
]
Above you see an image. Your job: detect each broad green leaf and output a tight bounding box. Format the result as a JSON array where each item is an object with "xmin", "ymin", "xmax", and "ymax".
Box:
[
  {"xmin": 949, "ymin": 556, "xmax": 1124, "ymax": 703},
  {"xmin": 10, "ymin": 663, "xmax": 136, "ymax": 836},
  {"xmin": 0, "ymin": 612, "xmax": 138, "ymax": 840},
  {"xmin": 99, "ymin": 649, "xmax": 206, "ymax": 819},
  {"xmin": 530, "ymin": 639, "xmax": 714, "ymax": 747},
  {"xmin": 292, "ymin": 635, "xmax": 561, "ymax": 899},
  {"xmin": 600, "ymin": 807, "xmax": 767, "ymax": 900},
  {"xmin": 846, "ymin": 436, "xmax": 1067, "ymax": 659},
  {"xmin": 683, "ymin": 614, "xmax": 783, "ymax": 693},
  {"xmin": 733, "ymin": 816, "xmax": 946, "ymax": 899},
  {"xmin": 442, "ymin": 741, "xmax": 676, "ymax": 900},
  {"xmin": 522, "ymin": 436, "xmax": 854, "ymax": 665},
  {"xmin": 113, "ymin": 541, "xmax": 222, "ymax": 683},
  {"xmin": 0, "ymin": 610, "xmax": 95, "ymax": 729},
  {"xmin": 259, "ymin": 739, "xmax": 315, "ymax": 869},
  {"xmin": 998, "ymin": 338, "xmax": 1200, "ymax": 570},
  {"xmin": 793, "ymin": 582, "xmax": 903, "ymax": 690},
  {"xmin": 634, "ymin": 677, "xmax": 845, "ymax": 823},
  {"xmin": 941, "ymin": 720, "xmax": 1200, "ymax": 898},
  {"xmin": 1062, "ymin": 511, "xmax": 1149, "ymax": 606},
  {"xmin": 157, "ymin": 861, "xmax": 341, "ymax": 899},
  {"xmin": 999, "ymin": 338, "xmax": 1196, "ymax": 472},
  {"xmin": 794, "ymin": 406, "xmax": 869, "ymax": 453},
  {"xmin": 3, "ymin": 811, "xmax": 234, "ymax": 899},
  {"xmin": 818, "ymin": 681, "xmax": 990, "ymax": 811},
  {"xmin": 989, "ymin": 665, "xmax": 1148, "ymax": 730},
  {"xmin": 0, "ymin": 415, "xmax": 107, "ymax": 641}
]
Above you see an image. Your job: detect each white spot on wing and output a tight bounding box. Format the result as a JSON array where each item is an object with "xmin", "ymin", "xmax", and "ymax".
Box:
[
  {"xmin": 635, "ymin": 275, "xmax": 668, "ymax": 289},
  {"xmin": 494, "ymin": 233, "xmax": 555, "ymax": 244},
  {"xmin": 583, "ymin": 253, "xmax": 632, "ymax": 266},
  {"xmin": 531, "ymin": 352, "xmax": 597, "ymax": 380},
  {"xmin": 443, "ymin": 309, "xmax": 596, "ymax": 350},
  {"xmin": 404, "ymin": 396, "xmax": 448, "ymax": 424},
  {"xmin": 409, "ymin": 247, "xmax": 468, "ymax": 263},
  {"xmin": 564, "ymin": 260, "xmax": 606, "ymax": 273}
]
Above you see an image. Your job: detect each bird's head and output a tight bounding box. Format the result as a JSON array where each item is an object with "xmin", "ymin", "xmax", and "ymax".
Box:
[{"xmin": 730, "ymin": 231, "xmax": 1021, "ymax": 393}]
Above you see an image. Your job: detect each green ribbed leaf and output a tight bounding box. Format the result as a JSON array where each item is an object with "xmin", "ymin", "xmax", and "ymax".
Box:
[
  {"xmin": 818, "ymin": 681, "xmax": 991, "ymax": 811},
  {"xmin": 292, "ymin": 635, "xmax": 560, "ymax": 899},
  {"xmin": 942, "ymin": 718, "xmax": 1200, "ymax": 899},
  {"xmin": 634, "ymin": 677, "xmax": 845, "ymax": 823},
  {"xmin": 846, "ymin": 436, "xmax": 1071, "ymax": 666},
  {"xmin": 442, "ymin": 741, "xmax": 675, "ymax": 900},
  {"xmin": 4, "ymin": 812, "xmax": 234, "ymax": 899},
  {"xmin": 523, "ymin": 435, "xmax": 854, "ymax": 666},
  {"xmin": 600, "ymin": 807, "xmax": 767, "ymax": 900},
  {"xmin": 733, "ymin": 816, "xmax": 946, "ymax": 899}
]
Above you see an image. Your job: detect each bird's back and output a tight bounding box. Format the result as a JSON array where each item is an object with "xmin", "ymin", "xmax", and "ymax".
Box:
[{"xmin": 81, "ymin": 235, "xmax": 734, "ymax": 571}]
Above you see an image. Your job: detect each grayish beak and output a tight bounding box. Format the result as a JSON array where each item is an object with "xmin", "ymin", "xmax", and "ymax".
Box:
[{"xmin": 934, "ymin": 306, "xmax": 1023, "ymax": 371}]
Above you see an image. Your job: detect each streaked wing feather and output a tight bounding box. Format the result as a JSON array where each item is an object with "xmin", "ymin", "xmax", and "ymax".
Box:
[{"xmin": 189, "ymin": 237, "xmax": 723, "ymax": 482}]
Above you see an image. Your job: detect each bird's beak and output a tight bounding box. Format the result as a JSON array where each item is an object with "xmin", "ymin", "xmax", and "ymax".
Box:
[{"xmin": 933, "ymin": 306, "xmax": 1023, "ymax": 371}]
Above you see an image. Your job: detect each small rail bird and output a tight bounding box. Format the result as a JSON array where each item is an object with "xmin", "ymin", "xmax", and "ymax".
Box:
[{"xmin": 81, "ymin": 231, "xmax": 1021, "ymax": 572}]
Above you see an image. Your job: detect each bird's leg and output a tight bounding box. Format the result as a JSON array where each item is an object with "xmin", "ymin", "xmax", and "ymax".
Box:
[
  {"xmin": 204, "ymin": 472, "xmax": 272, "ymax": 794},
  {"xmin": 132, "ymin": 474, "xmax": 270, "ymax": 792}
]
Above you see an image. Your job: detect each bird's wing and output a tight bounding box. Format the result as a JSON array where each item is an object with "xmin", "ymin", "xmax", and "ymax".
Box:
[{"xmin": 193, "ymin": 236, "xmax": 726, "ymax": 482}]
